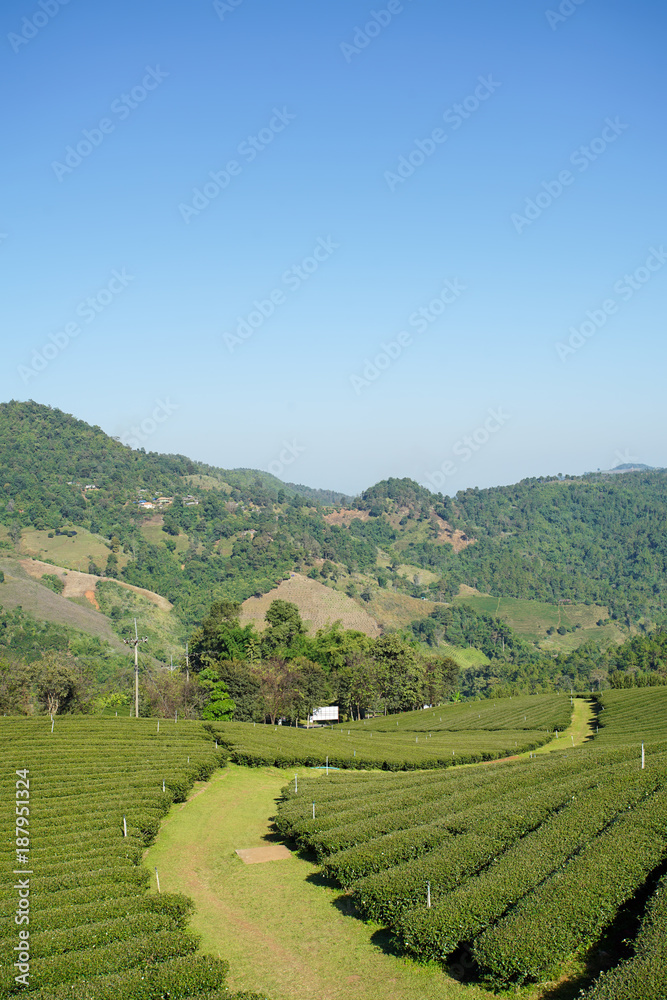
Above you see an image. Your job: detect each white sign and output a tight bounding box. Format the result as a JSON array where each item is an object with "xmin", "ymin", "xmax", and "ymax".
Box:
[{"xmin": 310, "ymin": 706, "xmax": 339, "ymax": 723}]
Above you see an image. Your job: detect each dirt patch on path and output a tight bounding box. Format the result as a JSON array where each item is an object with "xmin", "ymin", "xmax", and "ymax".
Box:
[
  {"xmin": 236, "ymin": 845, "xmax": 292, "ymax": 864},
  {"xmin": 145, "ymin": 766, "xmax": 475, "ymax": 1000}
]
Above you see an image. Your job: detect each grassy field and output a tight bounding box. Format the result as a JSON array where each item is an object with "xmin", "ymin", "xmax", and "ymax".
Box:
[
  {"xmin": 443, "ymin": 645, "xmax": 491, "ymax": 668},
  {"xmin": 183, "ymin": 473, "xmax": 232, "ymax": 491},
  {"xmin": 453, "ymin": 593, "xmax": 626, "ymax": 651},
  {"xmin": 375, "ymin": 550, "xmax": 441, "ymax": 586},
  {"xmin": 144, "ymin": 765, "xmax": 490, "ymax": 1000},
  {"xmin": 365, "ymin": 589, "xmax": 439, "ymax": 630},
  {"xmin": 18, "ymin": 526, "xmax": 130, "ymax": 573},
  {"xmin": 140, "ymin": 519, "xmax": 191, "ymax": 555}
]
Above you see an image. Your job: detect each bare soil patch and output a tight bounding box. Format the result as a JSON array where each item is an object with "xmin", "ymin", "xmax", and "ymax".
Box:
[
  {"xmin": 322, "ymin": 509, "xmax": 370, "ymax": 526},
  {"xmin": 432, "ymin": 515, "xmax": 474, "ymax": 552},
  {"xmin": 84, "ymin": 589, "xmax": 100, "ymax": 610},
  {"xmin": 236, "ymin": 845, "xmax": 292, "ymax": 864}
]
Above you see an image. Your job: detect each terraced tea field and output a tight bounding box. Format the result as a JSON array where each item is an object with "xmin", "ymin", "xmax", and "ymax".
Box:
[
  {"xmin": 212, "ymin": 694, "xmax": 572, "ymax": 770},
  {"xmin": 276, "ymin": 687, "xmax": 667, "ymax": 994},
  {"xmin": 1, "ymin": 689, "xmax": 665, "ymax": 999},
  {"xmin": 0, "ymin": 718, "xmax": 247, "ymax": 999}
]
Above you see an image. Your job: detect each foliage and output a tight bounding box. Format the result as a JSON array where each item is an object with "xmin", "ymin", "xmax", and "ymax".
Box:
[
  {"xmin": 581, "ymin": 872, "xmax": 667, "ymax": 1000},
  {"xmin": 0, "ymin": 717, "xmax": 245, "ymax": 998},
  {"xmin": 198, "ymin": 668, "xmax": 235, "ymax": 720},
  {"xmin": 39, "ymin": 572, "xmax": 65, "ymax": 595},
  {"xmin": 32, "ymin": 650, "xmax": 93, "ymax": 715},
  {"xmin": 273, "ymin": 688, "xmax": 667, "ymax": 991}
]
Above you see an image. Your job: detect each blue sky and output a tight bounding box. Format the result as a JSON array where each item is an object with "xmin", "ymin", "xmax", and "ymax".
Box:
[{"xmin": 1, "ymin": 0, "xmax": 665, "ymax": 496}]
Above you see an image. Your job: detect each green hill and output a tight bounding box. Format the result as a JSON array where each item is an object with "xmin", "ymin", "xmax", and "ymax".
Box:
[{"xmin": 3, "ymin": 400, "xmax": 667, "ymax": 671}]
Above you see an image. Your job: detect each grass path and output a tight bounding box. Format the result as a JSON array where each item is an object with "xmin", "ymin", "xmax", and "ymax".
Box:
[
  {"xmin": 144, "ymin": 765, "xmax": 491, "ymax": 1000},
  {"xmin": 531, "ymin": 696, "xmax": 594, "ymax": 755}
]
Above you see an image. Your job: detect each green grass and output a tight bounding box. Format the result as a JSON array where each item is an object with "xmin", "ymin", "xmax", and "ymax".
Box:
[
  {"xmin": 140, "ymin": 521, "xmax": 191, "ymax": 555},
  {"xmin": 444, "ymin": 645, "xmax": 490, "ymax": 668},
  {"xmin": 96, "ymin": 579, "xmax": 187, "ymax": 661},
  {"xmin": 144, "ymin": 764, "xmax": 491, "ymax": 1000},
  {"xmin": 19, "ymin": 527, "xmax": 129, "ymax": 573},
  {"xmin": 453, "ymin": 594, "xmax": 626, "ymax": 651}
]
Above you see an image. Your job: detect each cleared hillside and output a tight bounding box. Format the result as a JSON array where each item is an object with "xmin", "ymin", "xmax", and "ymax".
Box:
[
  {"xmin": 240, "ymin": 574, "xmax": 381, "ymax": 637},
  {"xmin": 0, "ymin": 558, "xmax": 125, "ymax": 650}
]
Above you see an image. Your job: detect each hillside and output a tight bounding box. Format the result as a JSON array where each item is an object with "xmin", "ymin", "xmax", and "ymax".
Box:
[
  {"xmin": 2, "ymin": 400, "xmax": 667, "ymax": 671},
  {"xmin": 0, "ymin": 556, "xmax": 125, "ymax": 651},
  {"xmin": 240, "ymin": 573, "xmax": 381, "ymax": 637}
]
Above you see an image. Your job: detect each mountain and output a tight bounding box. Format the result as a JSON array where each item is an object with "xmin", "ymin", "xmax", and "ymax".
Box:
[
  {"xmin": 608, "ymin": 463, "xmax": 656, "ymax": 473},
  {"xmin": 2, "ymin": 401, "xmax": 667, "ymax": 635},
  {"xmin": 283, "ymin": 482, "xmax": 351, "ymax": 505}
]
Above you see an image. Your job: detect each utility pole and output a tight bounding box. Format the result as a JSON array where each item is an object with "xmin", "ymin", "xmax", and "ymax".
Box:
[
  {"xmin": 124, "ymin": 619, "xmax": 148, "ymax": 718},
  {"xmin": 185, "ymin": 641, "xmax": 189, "ymax": 683}
]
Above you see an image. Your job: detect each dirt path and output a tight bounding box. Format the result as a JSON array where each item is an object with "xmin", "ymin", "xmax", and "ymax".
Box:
[{"xmin": 144, "ymin": 766, "xmax": 489, "ymax": 1000}]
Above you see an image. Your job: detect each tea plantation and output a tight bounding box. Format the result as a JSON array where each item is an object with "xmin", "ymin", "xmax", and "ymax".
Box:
[
  {"xmin": 2, "ymin": 690, "xmax": 665, "ymax": 998},
  {"xmin": 0, "ymin": 718, "xmax": 266, "ymax": 1000},
  {"xmin": 275, "ymin": 688, "xmax": 667, "ymax": 994},
  {"xmin": 212, "ymin": 693, "xmax": 572, "ymax": 770}
]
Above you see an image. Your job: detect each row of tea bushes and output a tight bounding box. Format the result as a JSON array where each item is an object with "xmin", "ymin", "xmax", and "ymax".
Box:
[
  {"xmin": 212, "ymin": 692, "xmax": 574, "ymax": 770},
  {"xmin": 595, "ymin": 687, "xmax": 667, "ymax": 747},
  {"xmin": 0, "ymin": 718, "xmax": 268, "ymax": 999},
  {"xmin": 336, "ymin": 694, "xmax": 572, "ymax": 734},
  {"xmin": 581, "ymin": 872, "xmax": 667, "ymax": 1000},
  {"xmin": 473, "ymin": 784, "xmax": 667, "ymax": 984},
  {"xmin": 397, "ymin": 757, "xmax": 666, "ymax": 961},
  {"xmin": 274, "ymin": 690, "xmax": 667, "ymax": 990}
]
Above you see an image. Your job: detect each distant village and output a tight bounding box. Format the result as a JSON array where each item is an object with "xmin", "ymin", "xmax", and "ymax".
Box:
[
  {"xmin": 66, "ymin": 481, "xmax": 200, "ymax": 510},
  {"xmin": 135, "ymin": 490, "xmax": 199, "ymax": 510}
]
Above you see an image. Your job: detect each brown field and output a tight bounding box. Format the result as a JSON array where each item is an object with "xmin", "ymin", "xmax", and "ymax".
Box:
[
  {"xmin": 18, "ymin": 558, "xmax": 172, "ymax": 611},
  {"xmin": 0, "ymin": 558, "xmax": 125, "ymax": 650},
  {"xmin": 240, "ymin": 573, "xmax": 381, "ymax": 636},
  {"xmin": 322, "ymin": 508, "xmax": 370, "ymax": 526},
  {"xmin": 366, "ymin": 589, "xmax": 439, "ymax": 630}
]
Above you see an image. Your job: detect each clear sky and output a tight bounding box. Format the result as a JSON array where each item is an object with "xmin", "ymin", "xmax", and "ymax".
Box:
[{"xmin": 1, "ymin": 0, "xmax": 665, "ymax": 496}]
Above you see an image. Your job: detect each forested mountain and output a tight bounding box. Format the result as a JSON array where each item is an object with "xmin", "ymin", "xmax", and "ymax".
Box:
[
  {"xmin": 445, "ymin": 474, "xmax": 667, "ymax": 623},
  {"xmin": 1, "ymin": 401, "xmax": 667, "ymax": 631}
]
